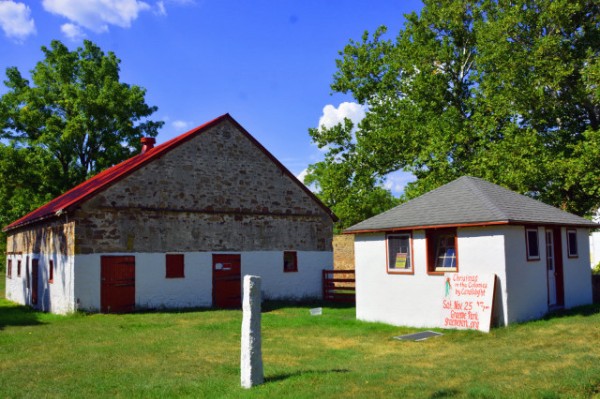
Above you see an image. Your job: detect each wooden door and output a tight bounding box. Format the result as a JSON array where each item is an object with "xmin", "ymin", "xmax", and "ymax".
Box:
[
  {"xmin": 212, "ymin": 254, "xmax": 241, "ymax": 308},
  {"xmin": 101, "ymin": 256, "xmax": 135, "ymax": 313},
  {"xmin": 31, "ymin": 259, "xmax": 39, "ymax": 306}
]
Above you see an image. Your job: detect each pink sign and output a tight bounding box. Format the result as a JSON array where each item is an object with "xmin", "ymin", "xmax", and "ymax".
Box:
[{"xmin": 441, "ymin": 273, "xmax": 496, "ymax": 333}]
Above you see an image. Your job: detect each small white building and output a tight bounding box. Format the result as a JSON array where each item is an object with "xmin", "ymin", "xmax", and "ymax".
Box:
[{"xmin": 346, "ymin": 176, "xmax": 598, "ymax": 328}]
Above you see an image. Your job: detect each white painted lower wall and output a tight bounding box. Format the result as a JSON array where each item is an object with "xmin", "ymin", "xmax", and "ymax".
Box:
[
  {"xmin": 75, "ymin": 251, "xmax": 332, "ymax": 312},
  {"xmin": 5, "ymin": 252, "xmax": 75, "ymax": 314}
]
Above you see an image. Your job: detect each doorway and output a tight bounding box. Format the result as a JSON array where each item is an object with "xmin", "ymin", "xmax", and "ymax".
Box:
[
  {"xmin": 101, "ymin": 256, "xmax": 135, "ymax": 313},
  {"xmin": 545, "ymin": 229, "xmax": 565, "ymax": 307},
  {"xmin": 212, "ymin": 254, "xmax": 241, "ymax": 308}
]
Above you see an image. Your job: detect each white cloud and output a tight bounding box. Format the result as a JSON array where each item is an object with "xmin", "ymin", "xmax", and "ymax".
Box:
[
  {"xmin": 317, "ymin": 102, "xmax": 366, "ymax": 131},
  {"xmin": 0, "ymin": 1, "xmax": 36, "ymax": 42},
  {"xmin": 296, "ymin": 168, "xmax": 309, "ymax": 184},
  {"xmin": 295, "ymin": 168, "xmax": 317, "ymax": 192},
  {"xmin": 155, "ymin": 1, "xmax": 167, "ymax": 16},
  {"xmin": 382, "ymin": 170, "xmax": 415, "ymax": 196},
  {"xmin": 61, "ymin": 23, "xmax": 85, "ymax": 41},
  {"xmin": 172, "ymin": 120, "xmax": 191, "ymax": 130},
  {"xmin": 42, "ymin": 0, "xmax": 151, "ymax": 33}
]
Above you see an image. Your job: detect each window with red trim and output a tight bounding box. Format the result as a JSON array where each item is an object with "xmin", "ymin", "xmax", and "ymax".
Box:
[
  {"xmin": 49, "ymin": 260, "xmax": 54, "ymax": 283},
  {"xmin": 387, "ymin": 233, "xmax": 413, "ymax": 273},
  {"xmin": 283, "ymin": 251, "xmax": 298, "ymax": 272},
  {"xmin": 7, "ymin": 259, "xmax": 12, "ymax": 279},
  {"xmin": 567, "ymin": 229, "xmax": 578, "ymax": 258},
  {"xmin": 166, "ymin": 254, "xmax": 185, "ymax": 278},
  {"xmin": 427, "ymin": 228, "xmax": 458, "ymax": 273},
  {"xmin": 526, "ymin": 227, "xmax": 540, "ymax": 261}
]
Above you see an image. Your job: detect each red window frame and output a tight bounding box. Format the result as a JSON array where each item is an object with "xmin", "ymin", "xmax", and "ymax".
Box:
[
  {"xmin": 283, "ymin": 251, "xmax": 298, "ymax": 273},
  {"xmin": 166, "ymin": 254, "xmax": 185, "ymax": 278},
  {"xmin": 7, "ymin": 259, "xmax": 12, "ymax": 279},
  {"xmin": 426, "ymin": 228, "xmax": 459, "ymax": 275}
]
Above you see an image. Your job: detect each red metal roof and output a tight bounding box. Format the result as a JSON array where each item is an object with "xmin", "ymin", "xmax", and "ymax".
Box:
[{"xmin": 3, "ymin": 113, "xmax": 337, "ymax": 232}]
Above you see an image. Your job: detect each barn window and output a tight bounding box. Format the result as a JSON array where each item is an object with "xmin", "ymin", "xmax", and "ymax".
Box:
[
  {"xmin": 7, "ymin": 259, "xmax": 12, "ymax": 279},
  {"xmin": 283, "ymin": 251, "xmax": 298, "ymax": 272},
  {"xmin": 427, "ymin": 229, "xmax": 458, "ymax": 273},
  {"xmin": 17, "ymin": 259, "xmax": 21, "ymax": 277},
  {"xmin": 525, "ymin": 227, "xmax": 540, "ymax": 261},
  {"xmin": 567, "ymin": 229, "xmax": 578, "ymax": 258},
  {"xmin": 386, "ymin": 233, "xmax": 413, "ymax": 274},
  {"xmin": 166, "ymin": 254, "xmax": 184, "ymax": 278},
  {"xmin": 49, "ymin": 260, "xmax": 54, "ymax": 283}
]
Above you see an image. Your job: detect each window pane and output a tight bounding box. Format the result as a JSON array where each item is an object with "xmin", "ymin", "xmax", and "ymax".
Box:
[
  {"xmin": 388, "ymin": 235, "xmax": 411, "ymax": 270},
  {"xmin": 527, "ymin": 230, "xmax": 539, "ymax": 259},
  {"xmin": 435, "ymin": 235, "xmax": 456, "ymax": 269}
]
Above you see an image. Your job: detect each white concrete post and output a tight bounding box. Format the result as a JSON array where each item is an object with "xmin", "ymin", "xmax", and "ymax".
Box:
[{"xmin": 241, "ymin": 275, "xmax": 263, "ymax": 388}]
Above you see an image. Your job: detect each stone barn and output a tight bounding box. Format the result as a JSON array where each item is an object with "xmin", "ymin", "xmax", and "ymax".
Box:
[{"xmin": 4, "ymin": 114, "xmax": 337, "ymax": 314}]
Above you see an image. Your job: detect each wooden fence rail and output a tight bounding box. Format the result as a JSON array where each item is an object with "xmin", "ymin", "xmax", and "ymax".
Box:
[{"xmin": 322, "ymin": 269, "xmax": 355, "ymax": 303}]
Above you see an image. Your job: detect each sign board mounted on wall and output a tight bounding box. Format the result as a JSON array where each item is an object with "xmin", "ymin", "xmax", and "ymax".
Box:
[{"xmin": 441, "ymin": 273, "xmax": 496, "ymax": 333}]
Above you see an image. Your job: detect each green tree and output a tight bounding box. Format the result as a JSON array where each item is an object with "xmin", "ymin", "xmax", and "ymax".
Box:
[
  {"xmin": 0, "ymin": 40, "xmax": 163, "ymax": 267},
  {"xmin": 307, "ymin": 0, "xmax": 600, "ymax": 227},
  {"xmin": 1, "ymin": 39, "xmax": 163, "ymax": 190},
  {"xmin": 306, "ymin": 119, "xmax": 399, "ymax": 231}
]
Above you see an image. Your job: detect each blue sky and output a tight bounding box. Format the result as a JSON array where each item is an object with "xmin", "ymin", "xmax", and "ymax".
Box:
[{"xmin": 0, "ymin": 0, "xmax": 421, "ymax": 195}]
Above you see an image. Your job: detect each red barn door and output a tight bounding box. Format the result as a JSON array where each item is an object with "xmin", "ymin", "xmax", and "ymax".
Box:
[
  {"xmin": 101, "ymin": 256, "xmax": 135, "ymax": 313},
  {"xmin": 212, "ymin": 254, "xmax": 241, "ymax": 308}
]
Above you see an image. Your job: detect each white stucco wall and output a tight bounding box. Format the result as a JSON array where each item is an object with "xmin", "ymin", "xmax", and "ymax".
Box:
[
  {"xmin": 503, "ymin": 226, "xmax": 548, "ymax": 324},
  {"xmin": 355, "ymin": 227, "xmax": 507, "ymax": 329},
  {"xmin": 562, "ymin": 227, "xmax": 593, "ymax": 309},
  {"xmin": 74, "ymin": 251, "xmax": 332, "ymax": 312},
  {"xmin": 5, "ymin": 253, "xmax": 75, "ymax": 314}
]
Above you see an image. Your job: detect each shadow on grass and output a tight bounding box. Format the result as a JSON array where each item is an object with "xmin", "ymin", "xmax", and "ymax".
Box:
[
  {"xmin": 265, "ymin": 368, "xmax": 350, "ymax": 383},
  {"xmin": 0, "ymin": 302, "xmax": 45, "ymax": 330},
  {"xmin": 543, "ymin": 303, "xmax": 600, "ymax": 321},
  {"xmin": 430, "ymin": 388, "xmax": 460, "ymax": 398}
]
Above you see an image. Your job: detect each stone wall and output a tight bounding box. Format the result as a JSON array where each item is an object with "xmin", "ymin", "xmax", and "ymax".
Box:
[
  {"xmin": 73, "ymin": 119, "xmax": 333, "ymax": 254},
  {"xmin": 333, "ymin": 234, "xmax": 355, "ymax": 270},
  {"xmin": 6, "ymin": 219, "xmax": 75, "ymax": 256}
]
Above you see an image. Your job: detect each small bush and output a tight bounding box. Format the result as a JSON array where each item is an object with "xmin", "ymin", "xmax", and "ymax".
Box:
[{"xmin": 592, "ymin": 262, "xmax": 600, "ymax": 275}]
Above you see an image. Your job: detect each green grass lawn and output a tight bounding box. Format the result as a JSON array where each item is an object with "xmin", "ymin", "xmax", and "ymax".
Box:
[{"xmin": 1, "ymin": 277, "xmax": 599, "ymax": 399}]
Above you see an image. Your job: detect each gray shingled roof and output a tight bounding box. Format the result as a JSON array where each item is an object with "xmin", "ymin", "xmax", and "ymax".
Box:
[{"xmin": 345, "ymin": 176, "xmax": 599, "ymax": 233}]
